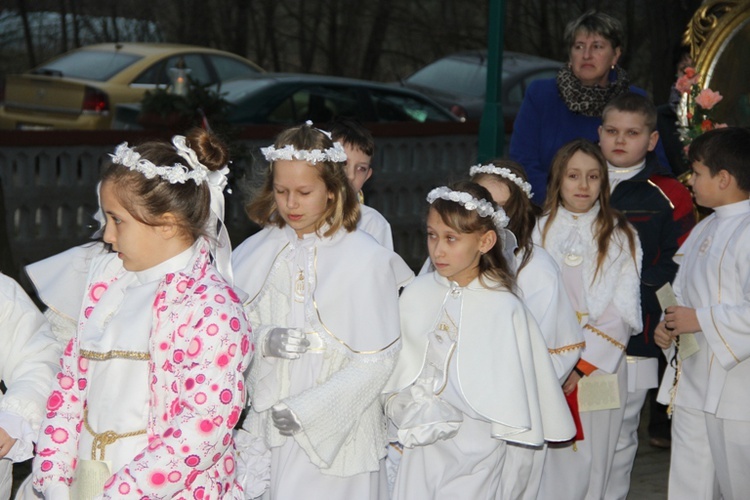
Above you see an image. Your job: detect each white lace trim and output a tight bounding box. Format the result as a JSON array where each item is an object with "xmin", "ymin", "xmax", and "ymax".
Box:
[
  {"xmin": 0, "ymin": 396, "xmax": 44, "ymax": 432},
  {"xmin": 539, "ymin": 205, "xmax": 642, "ymax": 330},
  {"xmin": 469, "ymin": 163, "xmax": 533, "ymax": 199}
]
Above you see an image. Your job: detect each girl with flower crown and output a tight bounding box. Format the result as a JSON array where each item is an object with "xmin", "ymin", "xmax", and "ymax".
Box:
[
  {"xmin": 468, "ymin": 161, "xmax": 584, "ymax": 500},
  {"xmin": 231, "ymin": 122, "xmax": 413, "ymax": 499},
  {"xmin": 533, "ymin": 139, "xmax": 642, "ymax": 500},
  {"xmin": 31, "ymin": 128, "xmax": 253, "ymax": 499},
  {"xmin": 383, "ymin": 181, "xmax": 575, "ymax": 499}
]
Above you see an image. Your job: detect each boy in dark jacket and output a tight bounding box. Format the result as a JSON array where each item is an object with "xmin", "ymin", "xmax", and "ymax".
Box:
[{"xmin": 597, "ymin": 92, "xmax": 695, "ymax": 500}]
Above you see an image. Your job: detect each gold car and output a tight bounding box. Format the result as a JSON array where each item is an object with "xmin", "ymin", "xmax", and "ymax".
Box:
[{"xmin": 0, "ymin": 43, "xmax": 264, "ymax": 130}]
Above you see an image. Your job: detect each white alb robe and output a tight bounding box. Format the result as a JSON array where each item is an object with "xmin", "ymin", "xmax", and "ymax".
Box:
[
  {"xmin": 0, "ymin": 274, "xmax": 59, "ymax": 500},
  {"xmin": 656, "ymin": 199, "xmax": 750, "ymax": 500},
  {"xmin": 358, "ymin": 204, "xmax": 394, "ymax": 250},
  {"xmin": 232, "ymin": 225, "xmax": 413, "ymax": 499},
  {"xmin": 535, "ymin": 204, "xmax": 642, "ymax": 500},
  {"xmin": 385, "ymin": 273, "xmax": 575, "ymax": 499},
  {"xmin": 500, "ymin": 245, "xmax": 584, "ymax": 500}
]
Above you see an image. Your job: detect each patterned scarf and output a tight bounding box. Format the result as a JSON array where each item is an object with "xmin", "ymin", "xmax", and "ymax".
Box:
[{"xmin": 556, "ymin": 65, "xmax": 630, "ymax": 117}]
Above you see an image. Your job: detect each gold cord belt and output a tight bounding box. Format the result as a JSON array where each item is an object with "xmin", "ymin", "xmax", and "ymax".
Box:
[{"xmin": 83, "ymin": 407, "xmax": 147, "ymax": 460}]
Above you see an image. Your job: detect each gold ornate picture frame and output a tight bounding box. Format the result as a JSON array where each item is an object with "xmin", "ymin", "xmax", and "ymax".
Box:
[{"xmin": 684, "ymin": 0, "xmax": 750, "ymax": 126}]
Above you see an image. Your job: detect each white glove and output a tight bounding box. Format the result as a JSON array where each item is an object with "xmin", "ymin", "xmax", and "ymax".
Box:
[
  {"xmin": 262, "ymin": 328, "xmax": 309, "ymax": 359},
  {"xmin": 272, "ymin": 404, "xmax": 302, "ymax": 436}
]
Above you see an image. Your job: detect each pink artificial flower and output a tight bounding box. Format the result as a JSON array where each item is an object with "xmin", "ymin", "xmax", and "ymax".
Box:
[
  {"xmin": 676, "ymin": 66, "xmax": 700, "ymax": 94},
  {"xmin": 715, "ymin": 122, "xmax": 728, "ymax": 129},
  {"xmin": 675, "ymin": 75, "xmax": 694, "ymax": 93},
  {"xmin": 695, "ymin": 88, "xmax": 723, "ymax": 110}
]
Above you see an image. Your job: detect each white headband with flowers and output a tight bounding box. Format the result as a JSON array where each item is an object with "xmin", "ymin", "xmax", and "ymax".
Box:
[
  {"xmin": 261, "ymin": 121, "xmax": 347, "ymax": 164},
  {"xmin": 426, "ymin": 186, "xmax": 510, "ymax": 231},
  {"xmin": 426, "ymin": 186, "xmax": 518, "ymax": 268},
  {"xmin": 110, "ymin": 136, "xmax": 214, "ymax": 185},
  {"xmin": 469, "ymin": 163, "xmax": 533, "ymax": 199},
  {"xmin": 108, "ymin": 135, "xmax": 233, "ymax": 283}
]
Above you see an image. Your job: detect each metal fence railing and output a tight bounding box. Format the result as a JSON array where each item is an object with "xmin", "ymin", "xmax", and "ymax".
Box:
[{"xmin": 0, "ymin": 124, "xmax": 479, "ymax": 278}]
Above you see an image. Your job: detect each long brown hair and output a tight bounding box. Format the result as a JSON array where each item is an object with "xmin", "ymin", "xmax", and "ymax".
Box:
[
  {"xmin": 246, "ymin": 124, "xmax": 359, "ymax": 237},
  {"xmin": 471, "ymin": 159, "xmax": 541, "ymax": 273},
  {"xmin": 101, "ymin": 127, "xmax": 229, "ymax": 242},
  {"xmin": 429, "ymin": 181, "xmax": 516, "ymax": 292},
  {"xmin": 540, "ymin": 139, "xmax": 637, "ymax": 281}
]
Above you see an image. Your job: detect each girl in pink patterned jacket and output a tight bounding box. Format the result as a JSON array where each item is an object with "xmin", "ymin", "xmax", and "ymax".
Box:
[{"xmin": 31, "ymin": 128, "xmax": 253, "ymax": 499}]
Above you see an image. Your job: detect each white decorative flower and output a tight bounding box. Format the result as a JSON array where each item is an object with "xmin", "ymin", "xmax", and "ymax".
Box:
[
  {"xmin": 109, "ymin": 138, "xmax": 214, "ymax": 187},
  {"xmin": 261, "ymin": 142, "xmax": 347, "ymax": 165},
  {"xmin": 468, "ymin": 163, "xmax": 533, "ymax": 199},
  {"xmin": 492, "ymin": 209, "xmax": 510, "ymax": 229},
  {"xmin": 426, "ymin": 186, "xmax": 509, "ymax": 232}
]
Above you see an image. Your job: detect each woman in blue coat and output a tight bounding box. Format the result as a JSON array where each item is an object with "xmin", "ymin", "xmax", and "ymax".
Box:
[{"xmin": 509, "ymin": 10, "xmax": 667, "ymax": 205}]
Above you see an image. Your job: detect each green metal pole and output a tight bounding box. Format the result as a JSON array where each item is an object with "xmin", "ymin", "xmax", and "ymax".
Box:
[{"xmin": 478, "ymin": 0, "xmax": 505, "ymax": 162}]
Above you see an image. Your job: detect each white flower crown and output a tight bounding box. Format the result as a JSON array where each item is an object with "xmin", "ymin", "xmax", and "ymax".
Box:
[
  {"xmin": 109, "ymin": 136, "xmax": 211, "ymax": 185},
  {"xmin": 426, "ymin": 186, "xmax": 510, "ymax": 231},
  {"xmin": 469, "ymin": 163, "xmax": 533, "ymax": 199},
  {"xmin": 108, "ymin": 135, "xmax": 233, "ymax": 282},
  {"xmin": 261, "ymin": 121, "xmax": 347, "ymax": 164}
]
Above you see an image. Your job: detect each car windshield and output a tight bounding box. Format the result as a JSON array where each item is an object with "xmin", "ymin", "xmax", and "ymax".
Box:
[
  {"xmin": 31, "ymin": 50, "xmax": 141, "ymax": 81},
  {"xmin": 406, "ymin": 57, "xmax": 487, "ymax": 98}
]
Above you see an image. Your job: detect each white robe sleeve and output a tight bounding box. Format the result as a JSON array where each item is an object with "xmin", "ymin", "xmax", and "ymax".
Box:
[
  {"xmin": 285, "ymin": 344, "xmax": 398, "ymax": 469},
  {"xmin": 0, "ymin": 412, "xmax": 34, "ymax": 461},
  {"xmin": 518, "ymin": 249, "xmax": 584, "ymax": 381},
  {"xmin": 0, "ymin": 274, "xmax": 61, "ymax": 436},
  {"xmin": 580, "ymin": 303, "xmax": 631, "ymax": 374},
  {"xmin": 696, "ymin": 250, "xmax": 750, "ymax": 370},
  {"xmin": 358, "ymin": 205, "xmax": 394, "ymax": 250}
]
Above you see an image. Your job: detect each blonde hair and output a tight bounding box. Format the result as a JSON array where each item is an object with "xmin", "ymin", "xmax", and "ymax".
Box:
[
  {"xmin": 540, "ymin": 139, "xmax": 637, "ymax": 281},
  {"xmin": 246, "ymin": 124, "xmax": 359, "ymax": 237}
]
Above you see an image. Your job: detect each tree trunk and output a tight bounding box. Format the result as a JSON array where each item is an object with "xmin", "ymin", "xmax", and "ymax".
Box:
[
  {"xmin": 17, "ymin": 0, "xmax": 37, "ymax": 67},
  {"xmin": 360, "ymin": 0, "xmax": 392, "ymax": 80},
  {"xmin": 112, "ymin": 2, "xmax": 120, "ymax": 43},
  {"xmin": 59, "ymin": 0, "xmax": 68, "ymax": 52},
  {"xmin": 232, "ymin": 0, "xmax": 249, "ymax": 56},
  {"xmin": 70, "ymin": 0, "xmax": 81, "ymax": 47}
]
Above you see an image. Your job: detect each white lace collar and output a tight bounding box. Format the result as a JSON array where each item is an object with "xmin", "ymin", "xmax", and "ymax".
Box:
[{"xmin": 538, "ymin": 202, "xmax": 642, "ymax": 329}]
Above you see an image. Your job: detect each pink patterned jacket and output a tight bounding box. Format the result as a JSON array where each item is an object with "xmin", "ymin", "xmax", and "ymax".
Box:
[{"xmin": 32, "ymin": 242, "xmax": 253, "ymax": 499}]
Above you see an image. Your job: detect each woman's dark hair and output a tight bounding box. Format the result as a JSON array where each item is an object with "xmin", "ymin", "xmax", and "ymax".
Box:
[
  {"xmin": 101, "ymin": 127, "xmax": 229, "ymax": 242},
  {"xmin": 428, "ymin": 180, "xmax": 516, "ymax": 292}
]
